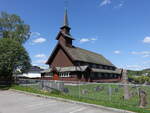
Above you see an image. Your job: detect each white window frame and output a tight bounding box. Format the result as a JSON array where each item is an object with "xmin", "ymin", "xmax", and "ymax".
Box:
[{"xmin": 60, "ymin": 72, "xmax": 70, "ymax": 77}]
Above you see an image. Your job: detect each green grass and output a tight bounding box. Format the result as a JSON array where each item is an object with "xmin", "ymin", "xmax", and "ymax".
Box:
[
  {"xmin": 0, "ymin": 85, "xmax": 11, "ymax": 90},
  {"xmin": 65, "ymin": 84, "xmax": 150, "ymax": 107},
  {"xmin": 10, "ymin": 84, "xmax": 150, "ymax": 113}
]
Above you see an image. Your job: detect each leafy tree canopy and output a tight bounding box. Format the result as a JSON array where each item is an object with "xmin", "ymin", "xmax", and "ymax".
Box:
[
  {"xmin": 0, "ymin": 12, "xmax": 30, "ymax": 44},
  {"xmin": 0, "ymin": 38, "xmax": 31, "ymax": 80}
]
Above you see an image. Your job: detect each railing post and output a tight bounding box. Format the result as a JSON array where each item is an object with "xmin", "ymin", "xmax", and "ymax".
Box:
[
  {"xmin": 108, "ymin": 84, "xmax": 112, "ymax": 101},
  {"xmin": 78, "ymin": 80, "xmax": 80, "ymax": 99}
]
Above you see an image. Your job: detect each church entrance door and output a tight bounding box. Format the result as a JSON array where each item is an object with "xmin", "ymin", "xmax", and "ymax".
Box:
[{"xmin": 53, "ymin": 73, "xmax": 59, "ymax": 80}]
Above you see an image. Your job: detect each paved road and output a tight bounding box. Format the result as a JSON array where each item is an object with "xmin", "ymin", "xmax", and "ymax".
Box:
[{"xmin": 0, "ymin": 90, "xmax": 121, "ymax": 113}]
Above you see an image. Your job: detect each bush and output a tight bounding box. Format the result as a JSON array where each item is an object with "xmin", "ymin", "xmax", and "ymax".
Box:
[{"xmin": 129, "ymin": 75, "xmax": 150, "ymax": 84}]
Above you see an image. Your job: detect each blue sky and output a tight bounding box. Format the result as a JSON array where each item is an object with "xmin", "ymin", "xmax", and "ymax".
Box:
[{"xmin": 1, "ymin": 0, "xmax": 150, "ymax": 70}]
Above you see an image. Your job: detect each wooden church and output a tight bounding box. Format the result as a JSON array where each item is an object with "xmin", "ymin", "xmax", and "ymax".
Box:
[{"xmin": 41, "ymin": 10, "xmax": 122, "ymax": 82}]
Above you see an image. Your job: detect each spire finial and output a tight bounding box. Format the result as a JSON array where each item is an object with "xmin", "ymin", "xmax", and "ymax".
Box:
[
  {"xmin": 63, "ymin": 0, "xmax": 69, "ymax": 27},
  {"xmin": 64, "ymin": 0, "xmax": 68, "ymax": 9}
]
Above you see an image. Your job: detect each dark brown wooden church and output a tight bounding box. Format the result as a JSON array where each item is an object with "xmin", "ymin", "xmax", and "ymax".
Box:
[{"xmin": 41, "ymin": 10, "xmax": 122, "ymax": 82}]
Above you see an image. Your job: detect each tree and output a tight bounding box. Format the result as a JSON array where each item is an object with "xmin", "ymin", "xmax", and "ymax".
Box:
[
  {"xmin": 0, "ymin": 12, "xmax": 30, "ymax": 44},
  {"xmin": 0, "ymin": 38, "xmax": 31, "ymax": 82},
  {"xmin": 0, "ymin": 12, "xmax": 31, "ymax": 84}
]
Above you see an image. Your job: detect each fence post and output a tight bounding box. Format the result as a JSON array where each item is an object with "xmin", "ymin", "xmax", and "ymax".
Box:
[
  {"xmin": 122, "ymin": 69, "xmax": 130, "ymax": 100},
  {"xmin": 57, "ymin": 81, "xmax": 59, "ymax": 91},
  {"xmin": 25, "ymin": 79, "xmax": 27, "ymax": 90},
  {"xmin": 108, "ymin": 84, "xmax": 112, "ymax": 101},
  {"xmin": 41, "ymin": 80, "xmax": 44, "ymax": 90},
  {"xmin": 78, "ymin": 80, "xmax": 80, "ymax": 99}
]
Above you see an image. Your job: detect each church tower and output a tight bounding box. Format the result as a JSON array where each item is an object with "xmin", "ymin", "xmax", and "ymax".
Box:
[{"xmin": 56, "ymin": 9, "xmax": 74, "ymax": 47}]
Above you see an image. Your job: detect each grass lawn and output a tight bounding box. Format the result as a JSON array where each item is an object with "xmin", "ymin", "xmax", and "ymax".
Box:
[
  {"xmin": 0, "ymin": 85, "xmax": 11, "ymax": 90},
  {"xmin": 65, "ymin": 84, "xmax": 150, "ymax": 107},
  {"xmin": 9, "ymin": 84, "xmax": 150, "ymax": 113}
]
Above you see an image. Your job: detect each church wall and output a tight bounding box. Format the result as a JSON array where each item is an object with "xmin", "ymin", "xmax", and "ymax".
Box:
[
  {"xmin": 51, "ymin": 48, "xmax": 74, "ymax": 67},
  {"xmin": 59, "ymin": 36, "xmax": 66, "ymax": 45}
]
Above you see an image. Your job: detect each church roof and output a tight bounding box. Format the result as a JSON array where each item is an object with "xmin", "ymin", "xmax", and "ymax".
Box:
[{"xmin": 64, "ymin": 45, "xmax": 115, "ymax": 67}]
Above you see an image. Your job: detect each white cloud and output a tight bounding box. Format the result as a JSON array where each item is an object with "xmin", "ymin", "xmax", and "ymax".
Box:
[
  {"xmin": 32, "ymin": 37, "xmax": 46, "ymax": 44},
  {"xmin": 31, "ymin": 32, "xmax": 41, "ymax": 37},
  {"xmin": 34, "ymin": 59, "xmax": 46, "ymax": 64},
  {"xmin": 143, "ymin": 55, "xmax": 150, "ymax": 58},
  {"xmin": 123, "ymin": 63, "xmax": 149, "ymax": 70},
  {"xmin": 91, "ymin": 38, "xmax": 97, "ymax": 41},
  {"xmin": 122, "ymin": 60, "xmax": 150, "ymax": 70},
  {"xmin": 131, "ymin": 51, "xmax": 150, "ymax": 58},
  {"xmin": 80, "ymin": 38, "xmax": 90, "ymax": 43},
  {"xmin": 34, "ymin": 54, "xmax": 46, "ymax": 58},
  {"xmin": 143, "ymin": 36, "xmax": 150, "ymax": 44},
  {"xmin": 29, "ymin": 32, "xmax": 47, "ymax": 45},
  {"xmin": 143, "ymin": 61, "xmax": 150, "ymax": 64},
  {"xmin": 114, "ymin": 50, "xmax": 121, "ymax": 54},
  {"xmin": 79, "ymin": 38, "xmax": 97, "ymax": 43},
  {"xmin": 100, "ymin": 0, "xmax": 111, "ymax": 6},
  {"xmin": 131, "ymin": 51, "xmax": 150, "ymax": 55},
  {"xmin": 114, "ymin": 2, "xmax": 124, "ymax": 9},
  {"xmin": 125, "ymin": 64, "xmax": 150, "ymax": 70},
  {"xmin": 125, "ymin": 65, "xmax": 143, "ymax": 70}
]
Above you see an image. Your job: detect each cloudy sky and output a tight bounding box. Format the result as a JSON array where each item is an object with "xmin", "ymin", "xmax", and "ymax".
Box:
[{"xmin": 1, "ymin": 0, "xmax": 150, "ymax": 70}]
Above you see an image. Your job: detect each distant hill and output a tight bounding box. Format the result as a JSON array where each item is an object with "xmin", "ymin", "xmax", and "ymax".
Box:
[
  {"xmin": 127, "ymin": 68, "xmax": 150, "ymax": 76},
  {"xmin": 142, "ymin": 68, "xmax": 150, "ymax": 72}
]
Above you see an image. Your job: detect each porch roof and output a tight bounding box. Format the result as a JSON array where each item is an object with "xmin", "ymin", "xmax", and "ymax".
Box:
[
  {"xmin": 91, "ymin": 68, "xmax": 122, "ymax": 74},
  {"xmin": 41, "ymin": 66, "xmax": 122, "ymax": 74},
  {"xmin": 41, "ymin": 66, "xmax": 88, "ymax": 73}
]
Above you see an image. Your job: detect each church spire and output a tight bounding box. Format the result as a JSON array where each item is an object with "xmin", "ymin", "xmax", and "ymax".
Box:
[
  {"xmin": 64, "ymin": 9, "xmax": 69, "ymax": 27},
  {"xmin": 61, "ymin": 9, "xmax": 71, "ymax": 34}
]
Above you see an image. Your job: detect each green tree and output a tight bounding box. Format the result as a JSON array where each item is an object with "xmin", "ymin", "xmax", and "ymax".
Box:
[
  {"xmin": 0, "ymin": 12, "xmax": 30, "ymax": 44},
  {"xmin": 0, "ymin": 38, "xmax": 31, "ymax": 82},
  {"xmin": 0, "ymin": 12, "xmax": 31, "ymax": 84}
]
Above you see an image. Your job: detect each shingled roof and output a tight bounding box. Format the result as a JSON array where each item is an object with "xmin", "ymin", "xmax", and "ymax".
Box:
[{"xmin": 64, "ymin": 45, "xmax": 115, "ymax": 67}]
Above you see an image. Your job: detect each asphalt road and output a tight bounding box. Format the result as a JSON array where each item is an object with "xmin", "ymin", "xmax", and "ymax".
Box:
[{"xmin": 0, "ymin": 90, "xmax": 123, "ymax": 113}]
